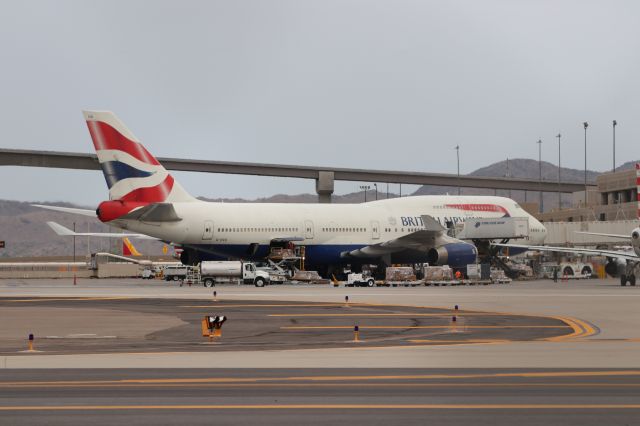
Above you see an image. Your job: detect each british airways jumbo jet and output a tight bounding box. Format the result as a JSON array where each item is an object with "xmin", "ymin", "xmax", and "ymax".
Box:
[{"xmin": 39, "ymin": 111, "xmax": 547, "ymax": 273}]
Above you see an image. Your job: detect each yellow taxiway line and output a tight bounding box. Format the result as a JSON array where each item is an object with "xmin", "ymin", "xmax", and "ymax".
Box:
[
  {"xmin": 281, "ymin": 325, "xmax": 569, "ymax": 329},
  {"xmin": 2, "ymin": 297, "xmax": 137, "ymax": 303},
  {"xmin": 268, "ymin": 313, "xmax": 505, "ymax": 317},
  {"xmin": 2, "ymin": 370, "xmax": 640, "ymax": 387},
  {"xmin": 546, "ymin": 316, "xmax": 597, "ymax": 341},
  {"xmin": 3, "ymin": 382, "xmax": 640, "ymax": 389},
  {"xmin": 1, "ymin": 404, "xmax": 640, "ymax": 410}
]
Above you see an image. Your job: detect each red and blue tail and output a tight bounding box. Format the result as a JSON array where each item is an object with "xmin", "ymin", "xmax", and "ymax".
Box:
[{"xmin": 83, "ymin": 111, "xmax": 195, "ymax": 204}]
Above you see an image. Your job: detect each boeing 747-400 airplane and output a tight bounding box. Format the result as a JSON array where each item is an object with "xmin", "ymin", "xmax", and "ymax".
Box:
[{"xmin": 37, "ymin": 111, "xmax": 548, "ymax": 275}]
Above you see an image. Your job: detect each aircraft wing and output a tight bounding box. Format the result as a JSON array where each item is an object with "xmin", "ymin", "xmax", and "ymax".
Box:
[
  {"xmin": 47, "ymin": 222, "xmax": 158, "ymax": 239},
  {"xmin": 271, "ymin": 237, "xmax": 305, "ymax": 243},
  {"xmin": 575, "ymin": 231, "xmax": 630, "ymax": 239},
  {"xmin": 493, "ymin": 243, "xmax": 638, "ymax": 261},
  {"xmin": 33, "ymin": 204, "xmax": 96, "ymax": 217},
  {"xmin": 341, "ymin": 215, "xmax": 445, "ymax": 258}
]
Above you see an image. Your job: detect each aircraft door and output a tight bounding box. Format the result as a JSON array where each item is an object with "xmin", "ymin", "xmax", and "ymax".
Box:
[
  {"xmin": 371, "ymin": 220, "xmax": 380, "ymax": 240},
  {"xmin": 304, "ymin": 220, "xmax": 314, "ymax": 240},
  {"xmin": 202, "ymin": 220, "xmax": 214, "ymax": 240}
]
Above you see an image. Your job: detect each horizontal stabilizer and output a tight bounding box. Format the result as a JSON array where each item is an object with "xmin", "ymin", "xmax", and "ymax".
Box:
[
  {"xmin": 46, "ymin": 222, "xmax": 156, "ymax": 239},
  {"xmin": 33, "ymin": 204, "xmax": 97, "ymax": 217},
  {"xmin": 120, "ymin": 203, "xmax": 182, "ymax": 222}
]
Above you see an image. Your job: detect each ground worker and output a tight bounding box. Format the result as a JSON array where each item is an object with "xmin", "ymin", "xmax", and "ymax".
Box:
[{"xmin": 553, "ymin": 267, "xmax": 558, "ymax": 283}]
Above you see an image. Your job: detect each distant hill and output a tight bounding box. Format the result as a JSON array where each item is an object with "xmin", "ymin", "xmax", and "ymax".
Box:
[
  {"xmin": 0, "ymin": 201, "xmax": 168, "ymax": 258},
  {"xmin": 1, "ymin": 158, "xmax": 637, "ymax": 257}
]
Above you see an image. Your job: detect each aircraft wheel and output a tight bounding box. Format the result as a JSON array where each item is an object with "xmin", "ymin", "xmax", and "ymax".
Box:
[
  {"xmin": 630, "ymin": 275, "xmax": 636, "ymax": 286},
  {"xmin": 621, "ymin": 275, "xmax": 627, "ymax": 286}
]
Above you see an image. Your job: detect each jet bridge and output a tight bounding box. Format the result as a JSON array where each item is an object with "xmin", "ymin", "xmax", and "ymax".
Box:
[{"xmin": 455, "ymin": 217, "xmax": 530, "ymax": 241}]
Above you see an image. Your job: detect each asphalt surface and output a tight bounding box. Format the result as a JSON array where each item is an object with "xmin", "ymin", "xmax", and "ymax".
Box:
[
  {"xmin": 0, "ymin": 296, "xmax": 572, "ymax": 355},
  {"xmin": 1, "ymin": 368, "xmax": 640, "ymax": 425}
]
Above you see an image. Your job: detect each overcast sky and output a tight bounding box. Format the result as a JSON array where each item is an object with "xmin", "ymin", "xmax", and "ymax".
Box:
[{"xmin": 1, "ymin": 0, "xmax": 639, "ymax": 205}]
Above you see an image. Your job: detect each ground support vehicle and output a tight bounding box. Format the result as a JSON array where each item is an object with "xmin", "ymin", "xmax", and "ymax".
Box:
[
  {"xmin": 164, "ymin": 265, "xmax": 189, "ymax": 281},
  {"xmin": 346, "ymin": 273, "xmax": 375, "ymax": 287},
  {"xmin": 140, "ymin": 268, "xmax": 155, "ymax": 279},
  {"xmin": 195, "ymin": 261, "xmax": 272, "ymax": 287}
]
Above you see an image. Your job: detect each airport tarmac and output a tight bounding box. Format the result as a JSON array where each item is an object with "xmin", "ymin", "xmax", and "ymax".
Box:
[
  {"xmin": 3, "ymin": 278, "xmax": 640, "ymax": 424},
  {"xmin": 0, "ymin": 296, "xmax": 572, "ymax": 355},
  {"xmin": 2, "ymin": 368, "xmax": 640, "ymax": 425},
  {"xmin": 0, "ymin": 277, "xmax": 639, "ymax": 370}
]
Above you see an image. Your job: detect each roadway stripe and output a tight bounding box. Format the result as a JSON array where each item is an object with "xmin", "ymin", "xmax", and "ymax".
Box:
[
  {"xmin": 2, "ymin": 404, "xmax": 640, "ymax": 410},
  {"xmin": 3, "ymin": 371, "xmax": 639, "ymax": 386},
  {"xmin": 1, "ymin": 297, "xmax": 137, "ymax": 303},
  {"xmin": 281, "ymin": 325, "xmax": 570, "ymax": 329},
  {"xmin": 4, "ymin": 382, "xmax": 640, "ymax": 389},
  {"xmin": 181, "ymin": 304, "xmax": 349, "ymax": 308},
  {"xmin": 409, "ymin": 339, "xmax": 511, "ymax": 344},
  {"xmin": 268, "ymin": 313, "xmax": 506, "ymax": 317}
]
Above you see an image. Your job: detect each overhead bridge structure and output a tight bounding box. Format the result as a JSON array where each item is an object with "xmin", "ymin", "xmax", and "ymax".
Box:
[{"xmin": 0, "ymin": 148, "xmax": 593, "ymax": 203}]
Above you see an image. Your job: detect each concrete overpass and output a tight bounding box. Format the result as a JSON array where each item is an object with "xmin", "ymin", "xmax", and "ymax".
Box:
[{"xmin": 0, "ymin": 148, "xmax": 594, "ymax": 203}]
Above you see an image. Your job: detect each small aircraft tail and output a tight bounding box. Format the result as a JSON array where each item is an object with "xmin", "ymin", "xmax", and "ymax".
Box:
[
  {"xmin": 83, "ymin": 111, "xmax": 196, "ymax": 203},
  {"xmin": 122, "ymin": 237, "xmax": 142, "ymax": 256}
]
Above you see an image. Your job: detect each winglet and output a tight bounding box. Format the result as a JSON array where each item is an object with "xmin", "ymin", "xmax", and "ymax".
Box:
[{"xmin": 421, "ymin": 215, "xmax": 446, "ymax": 232}]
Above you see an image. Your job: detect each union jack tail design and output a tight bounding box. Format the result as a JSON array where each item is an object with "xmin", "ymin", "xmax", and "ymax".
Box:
[{"xmin": 83, "ymin": 110, "xmax": 195, "ymax": 203}]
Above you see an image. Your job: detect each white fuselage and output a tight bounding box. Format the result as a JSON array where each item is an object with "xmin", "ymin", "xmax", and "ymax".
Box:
[{"xmin": 113, "ymin": 195, "xmax": 546, "ymax": 266}]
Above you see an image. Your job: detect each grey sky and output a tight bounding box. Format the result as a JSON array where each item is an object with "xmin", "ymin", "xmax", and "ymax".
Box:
[{"xmin": 1, "ymin": 0, "xmax": 639, "ymax": 205}]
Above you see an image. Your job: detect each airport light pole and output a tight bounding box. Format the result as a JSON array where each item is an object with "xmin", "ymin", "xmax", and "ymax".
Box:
[
  {"xmin": 455, "ymin": 145, "xmax": 460, "ymax": 195},
  {"xmin": 386, "ymin": 182, "xmax": 389, "ymax": 199},
  {"xmin": 556, "ymin": 133, "xmax": 561, "ymax": 210},
  {"xmin": 359, "ymin": 185, "xmax": 370, "ymax": 202},
  {"xmin": 506, "ymin": 158, "xmax": 511, "ymax": 199},
  {"xmin": 613, "ymin": 120, "xmax": 617, "ymax": 172},
  {"xmin": 373, "ymin": 183, "xmax": 378, "ymax": 200},
  {"xmin": 73, "ymin": 222, "xmax": 76, "ymax": 264},
  {"xmin": 583, "ymin": 122, "xmax": 589, "ymax": 205},
  {"xmin": 537, "ymin": 139, "xmax": 543, "ymax": 213}
]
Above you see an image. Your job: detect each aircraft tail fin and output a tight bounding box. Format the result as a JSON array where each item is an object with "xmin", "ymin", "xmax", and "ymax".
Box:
[
  {"xmin": 122, "ymin": 237, "xmax": 142, "ymax": 256},
  {"xmin": 82, "ymin": 110, "xmax": 196, "ymax": 203}
]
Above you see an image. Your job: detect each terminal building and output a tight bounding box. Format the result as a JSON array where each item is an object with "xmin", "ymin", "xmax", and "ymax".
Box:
[
  {"xmin": 538, "ymin": 166, "xmax": 639, "ymax": 223},
  {"xmin": 533, "ymin": 165, "xmax": 639, "ymax": 247}
]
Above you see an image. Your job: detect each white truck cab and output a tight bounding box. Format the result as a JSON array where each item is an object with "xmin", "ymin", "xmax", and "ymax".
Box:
[{"xmin": 346, "ymin": 272, "xmax": 375, "ymax": 287}]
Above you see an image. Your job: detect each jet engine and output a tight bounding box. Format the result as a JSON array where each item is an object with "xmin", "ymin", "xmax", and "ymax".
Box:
[
  {"xmin": 427, "ymin": 243, "xmax": 478, "ymax": 268},
  {"xmin": 604, "ymin": 258, "xmax": 626, "ymax": 278}
]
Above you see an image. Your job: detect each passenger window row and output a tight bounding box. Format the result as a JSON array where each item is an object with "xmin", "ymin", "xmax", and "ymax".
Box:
[
  {"xmin": 217, "ymin": 227, "xmax": 298, "ymax": 233},
  {"xmin": 321, "ymin": 227, "xmax": 366, "ymax": 233}
]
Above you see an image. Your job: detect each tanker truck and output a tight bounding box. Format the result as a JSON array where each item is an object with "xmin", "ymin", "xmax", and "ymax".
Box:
[{"xmin": 199, "ymin": 261, "xmax": 272, "ymax": 287}]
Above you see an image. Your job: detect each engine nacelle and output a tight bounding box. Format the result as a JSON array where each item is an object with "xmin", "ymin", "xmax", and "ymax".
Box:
[
  {"xmin": 427, "ymin": 243, "xmax": 478, "ymax": 268},
  {"xmin": 180, "ymin": 248, "xmax": 201, "ymax": 266},
  {"xmin": 605, "ymin": 258, "xmax": 626, "ymax": 278}
]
